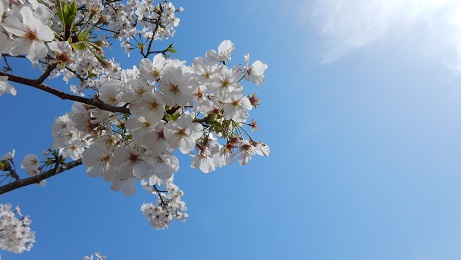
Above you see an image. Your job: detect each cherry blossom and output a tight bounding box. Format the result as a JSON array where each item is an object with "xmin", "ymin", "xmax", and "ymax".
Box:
[
  {"xmin": 0, "ymin": 76, "xmax": 16, "ymax": 96},
  {"xmin": 208, "ymin": 40, "xmax": 235, "ymax": 62},
  {"xmin": 164, "ymin": 114, "xmax": 203, "ymax": 154},
  {"xmin": 2, "ymin": 6, "xmax": 54, "ymax": 61},
  {"xmin": 244, "ymin": 53, "xmax": 268, "ymax": 86}
]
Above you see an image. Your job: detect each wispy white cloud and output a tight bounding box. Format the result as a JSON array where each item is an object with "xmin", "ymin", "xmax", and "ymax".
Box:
[{"xmin": 305, "ymin": 0, "xmax": 461, "ymax": 66}]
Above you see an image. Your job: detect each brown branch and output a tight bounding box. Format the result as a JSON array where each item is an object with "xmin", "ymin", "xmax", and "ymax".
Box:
[
  {"xmin": 36, "ymin": 63, "xmax": 58, "ymax": 84},
  {"xmin": 0, "ymin": 71, "xmax": 130, "ymax": 114},
  {"xmin": 0, "ymin": 159, "xmax": 82, "ymax": 195},
  {"xmin": 142, "ymin": 4, "xmax": 163, "ymax": 58}
]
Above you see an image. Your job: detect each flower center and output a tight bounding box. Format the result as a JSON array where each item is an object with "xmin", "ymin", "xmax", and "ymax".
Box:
[
  {"xmin": 149, "ymin": 101, "xmax": 159, "ymax": 110},
  {"xmin": 169, "ymin": 83, "xmax": 180, "ymax": 94},
  {"xmin": 24, "ymin": 28, "xmax": 38, "ymax": 42},
  {"xmin": 177, "ymin": 128, "xmax": 187, "ymax": 137}
]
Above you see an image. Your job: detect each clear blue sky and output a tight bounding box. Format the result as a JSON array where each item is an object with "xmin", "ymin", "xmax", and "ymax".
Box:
[{"xmin": 3, "ymin": 0, "xmax": 461, "ymax": 259}]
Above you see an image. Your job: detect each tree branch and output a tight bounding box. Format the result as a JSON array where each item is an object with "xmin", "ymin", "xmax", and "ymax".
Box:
[
  {"xmin": 0, "ymin": 71, "xmax": 130, "ymax": 114},
  {"xmin": 0, "ymin": 159, "xmax": 82, "ymax": 195},
  {"xmin": 36, "ymin": 63, "xmax": 58, "ymax": 84}
]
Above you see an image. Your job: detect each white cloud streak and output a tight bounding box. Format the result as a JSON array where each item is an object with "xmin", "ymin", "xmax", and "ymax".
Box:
[{"xmin": 307, "ymin": 0, "xmax": 461, "ymax": 67}]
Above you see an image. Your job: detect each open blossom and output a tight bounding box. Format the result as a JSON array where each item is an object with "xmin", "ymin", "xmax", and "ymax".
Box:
[
  {"xmin": 125, "ymin": 116, "xmax": 156, "ymax": 145},
  {"xmin": 207, "ymin": 40, "xmax": 235, "ymax": 62},
  {"xmin": 21, "ymin": 154, "xmax": 40, "ymax": 175},
  {"xmin": 48, "ymin": 41, "xmax": 73, "ymax": 65},
  {"xmin": 237, "ymin": 140, "xmax": 270, "ymax": 165},
  {"xmin": 0, "ymin": 76, "xmax": 16, "ymax": 96},
  {"xmin": 192, "ymin": 56, "xmax": 217, "ymax": 83},
  {"xmin": 208, "ymin": 65, "xmax": 242, "ymax": 100},
  {"xmin": 149, "ymin": 151, "xmax": 179, "ymax": 180},
  {"xmin": 99, "ymin": 79, "xmax": 123, "ymax": 105},
  {"xmin": 244, "ymin": 53, "xmax": 268, "ymax": 86},
  {"xmin": 191, "ymin": 138, "xmax": 221, "ymax": 173},
  {"xmin": 158, "ymin": 65, "xmax": 197, "ymax": 106},
  {"xmin": 2, "ymin": 6, "xmax": 54, "ymax": 61},
  {"xmin": 164, "ymin": 114, "xmax": 203, "ymax": 154},
  {"xmin": 129, "ymin": 91, "xmax": 165, "ymax": 125},
  {"xmin": 20, "ymin": 154, "xmax": 45, "ymax": 186},
  {"xmin": 1, "ymin": 149, "xmax": 15, "ymax": 161},
  {"xmin": 223, "ymin": 94, "xmax": 252, "ymax": 123},
  {"xmin": 82, "ymin": 143, "xmax": 113, "ymax": 179},
  {"xmin": 139, "ymin": 54, "xmax": 166, "ymax": 82},
  {"xmin": 111, "ymin": 146, "xmax": 153, "ymax": 180}
]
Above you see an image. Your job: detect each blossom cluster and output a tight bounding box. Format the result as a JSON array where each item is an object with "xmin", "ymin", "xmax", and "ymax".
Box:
[
  {"xmin": 0, "ymin": 0, "xmax": 269, "ymax": 251},
  {"xmin": 140, "ymin": 177, "xmax": 187, "ymax": 229},
  {"xmin": 0, "ymin": 204, "xmax": 35, "ymax": 254},
  {"xmin": 55, "ymin": 40, "xmax": 270, "ymax": 197}
]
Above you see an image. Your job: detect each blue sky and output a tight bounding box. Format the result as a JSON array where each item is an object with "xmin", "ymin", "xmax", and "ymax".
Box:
[{"xmin": 3, "ymin": 0, "xmax": 461, "ymax": 259}]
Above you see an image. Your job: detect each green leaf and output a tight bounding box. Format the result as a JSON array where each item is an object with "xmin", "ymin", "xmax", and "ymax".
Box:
[
  {"xmin": 71, "ymin": 42, "xmax": 87, "ymax": 50},
  {"xmin": 171, "ymin": 112, "xmax": 180, "ymax": 121},
  {"xmin": 56, "ymin": 1, "xmax": 63, "ymax": 22},
  {"xmin": 56, "ymin": 0, "xmax": 78, "ymax": 33},
  {"xmin": 166, "ymin": 43, "xmax": 177, "ymax": 53},
  {"xmin": 78, "ymin": 31, "xmax": 88, "ymax": 41}
]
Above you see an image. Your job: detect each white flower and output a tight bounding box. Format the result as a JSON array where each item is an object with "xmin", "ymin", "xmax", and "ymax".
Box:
[
  {"xmin": 207, "ymin": 40, "xmax": 235, "ymax": 62},
  {"xmin": 192, "ymin": 150, "xmax": 215, "ymax": 174},
  {"xmin": 208, "ymin": 65, "xmax": 242, "ymax": 100},
  {"xmin": 223, "ymin": 95, "xmax": 252, "ymax": 123},
  {"xmin": 60, "ymin": 137, "xmax": 88, "ymax": 160},
  {"xmin": 164, "ymin": 114, "xmax": 203, "ymax": 154},
  {"xmin": 20, "ymin": 154, "xmax": 45, "ymax": 186},
  {"xmin": 213, "ymin": 146, "xmax": 235, "ymax": 167},
  {"xmin": 99, "ymin": 79, "xmax": 123, "ymax": 105},
  {"xmin": 159, "ymin": 65, "xmax": 196, "ymax": 106},
  {"xmin": 192, "ymin": 56, "xmax": 217, "ymax": 83},
  {"xmin": 254, "ymin": 142, "xmax": 270, "ymax": 157},
  {"xmin": 238, "ymin": 140, "xmax": 256, "ymax": 166},
  {"xmin": 129, "ymin": 91, "xmax": 165, "ymax": 125},
  {"xmin": 0, "ymin": 31, "xmax": 11, "ymax": 53},
  {"xmin": 195, "ymin": 98, "xmax": 222, "ymax": 116},
  {"xmin": 120, "ymin": 67, "xmax": 149, "ymax": 103},
  {"xmin": 20, "ymin": 154, "xmax": 40, "ymax": 175},
  {"xmin": 82, "ymin": 143, "xmax": 113, "ymax": 179},
  {"xmin": 48, "ymin": 41, "xmax": 73, "ymax": 65},
  {"xmin": 143, "ymin": 121, "xmax": 170, "ymax": 154},
  {"xmin": 191, "ymin": 136, "xmax": 221, "ymax": 173},
  {"xmin": 0, "ymin": 76, "xmax": 16, "ymax": 96},
  {"xmin": 125, "ymin": 116, "xmax": 157, "ymax": 145},
  {"xmin": 1, "ymin": 149, "xmax": 15, "ymax": 161},
  {"xmin": 111, "ymin": 146, "xmax": 152, "ymax": 180},
  {"xmin": 2, "ymin": 6, "xmax": 55, "ymax": 61},
  {"xmin": 244, "ymin": 53, "xmax": 268, "ymax": 86},
  {"xmin": 139, "ymin": 54, "xmax": 165, "ymax": 82},
  {"xmin": 149, "ymin": 151, "xmax": 179, "ymax": 180}
]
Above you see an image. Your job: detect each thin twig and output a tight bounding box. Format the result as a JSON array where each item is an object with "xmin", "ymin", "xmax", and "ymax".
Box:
[
  {"xmin": 0, "ymin": 71, "xmax": 130, "ymax": 114},
  {"xmin": 0, "ymin": 159, "xmax": 82, "ymax": 195}
]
